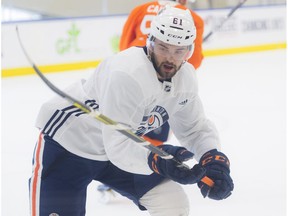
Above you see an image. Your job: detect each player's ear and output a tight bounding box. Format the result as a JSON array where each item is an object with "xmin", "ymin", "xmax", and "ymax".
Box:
[
  {"xmin": 146, "ymin": 34, "xmax": 152, "ymax": 49},
  {"xmin": 146, "ymin": 34, "xmax": 155, "ymax": 57}
]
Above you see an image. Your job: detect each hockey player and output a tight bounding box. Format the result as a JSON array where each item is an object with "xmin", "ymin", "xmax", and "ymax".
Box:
[{"xmin": 29, "ymin": 6, "xmax": 233, "ymax": 216}]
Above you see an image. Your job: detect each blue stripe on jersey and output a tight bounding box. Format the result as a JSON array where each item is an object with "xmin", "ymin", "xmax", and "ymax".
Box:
[
  {"xmin": 43, "ymin": 107, "xmax": 84, "ymax": 138},
  {"xmin": 50, "ymin": 109, "xmax": 83, "ymax": 138},
  {"xmin": 62, "ymin": 105, "xmax": 79, "ymax": 111},
  {"xmin": 42, "ymin": 100, "xmax": 100, "ymax": 138},
  {"xmin": 42, "ymin": 110, "xmax": 60, "ymax": 134},
  {"xmin": 45, "ymin": 111, "xmax": 65, "ymax": 135}
]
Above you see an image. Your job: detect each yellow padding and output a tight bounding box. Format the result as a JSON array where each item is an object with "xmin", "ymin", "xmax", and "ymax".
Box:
[
  {"xmin": 2, "ymin": 43, "xmax": 286, "ymax": 78},
  {"xmin": 2, "ymin": 60, "xmax": 101, "ymax": 78},
  {"xmin": 203, "ymin": 43, "xmax": 286, "ymax": 56}
]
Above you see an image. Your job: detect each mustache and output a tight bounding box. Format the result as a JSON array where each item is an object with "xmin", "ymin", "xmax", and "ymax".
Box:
[{"xmin": 162, "ymin": 62, "xmax": 176, "ymax": 68}]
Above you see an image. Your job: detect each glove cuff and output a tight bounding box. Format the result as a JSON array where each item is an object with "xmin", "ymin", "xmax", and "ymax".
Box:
[{"xmin": 200, "ymin": 149, "xmax": 230, "ymax": 170}]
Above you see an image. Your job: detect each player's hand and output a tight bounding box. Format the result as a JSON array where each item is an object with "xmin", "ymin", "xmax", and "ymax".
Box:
[
  {"xmin": 197, "ymin": 149, "xmax": 234, "ymax": 200},
  {"xmin": 148, "ymin": 144, "xmax": 206, "ymax": 184}
]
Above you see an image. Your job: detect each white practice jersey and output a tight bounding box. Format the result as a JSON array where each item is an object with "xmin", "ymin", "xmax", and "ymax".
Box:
[{"xmin": 35, "ymin": 47, "xmax": 219, "ymax": 175}]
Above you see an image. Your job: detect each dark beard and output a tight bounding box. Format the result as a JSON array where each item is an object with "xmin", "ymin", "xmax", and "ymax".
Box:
[
  {"xmin": 150, "ymin": 52, "xmax": 178, "ymax": 81},
  {"xmin": 150, "ymin": 52, "xmax": 160, "ymax": 75}
]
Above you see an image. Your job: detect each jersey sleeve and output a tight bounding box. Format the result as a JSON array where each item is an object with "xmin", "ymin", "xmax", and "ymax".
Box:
[
  {"xmin": 119, "ymin": 5, "xmax": 145, "ymax": 51},
  {"xmin": 188, "ymin": 10, "xmax": 204, "ymax": 69},
  {"xmin": 169, "ymin": 96, "xmax": 220, "ymax": 161},
  {"xmin": 119, "ymin": 8, "xmax": 138, "ymax": 51},
  {"xmin": 168, "ymin": 71, "xmax": 219, "ymax": 161}
]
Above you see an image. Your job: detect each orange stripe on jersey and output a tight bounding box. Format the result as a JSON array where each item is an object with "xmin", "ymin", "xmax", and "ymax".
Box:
[
  {"xmin": 143, "ymin": 135, "xmax": 164, "ymax": 146},
  {"xmin": 31, "ymin": 133, "xmax": 44, "ymax": 216}
]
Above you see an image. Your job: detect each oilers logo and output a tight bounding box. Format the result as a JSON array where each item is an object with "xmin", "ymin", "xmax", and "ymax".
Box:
[{"xmin": 136, "ymin": 106, "xmax": 169, "ymax": 136}]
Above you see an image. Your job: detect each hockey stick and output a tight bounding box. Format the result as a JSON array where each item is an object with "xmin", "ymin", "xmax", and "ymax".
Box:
[
  {"xmin": 203, "ymin": 0, "xmax": 247, "ymax": 42},
  {"xmin": 16, "ymin": 26, "xmax": 214, "ymax": 188}
]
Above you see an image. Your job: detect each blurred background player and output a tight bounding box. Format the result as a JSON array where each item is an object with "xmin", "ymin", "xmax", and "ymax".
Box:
[{"xmin": 97, "ymin": 0, "xmax": 205, "ymax": 201}]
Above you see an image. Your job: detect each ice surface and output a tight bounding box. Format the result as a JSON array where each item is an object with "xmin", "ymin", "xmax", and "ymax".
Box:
[{"xmin": 2, "ymin": 50, "xmax": 286, "ymax": 215}]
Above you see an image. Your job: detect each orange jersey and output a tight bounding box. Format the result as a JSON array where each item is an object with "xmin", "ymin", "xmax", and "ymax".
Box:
[{"xmin": 119, "ymin": 1, "xmax": 204, "ymax": 69}]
